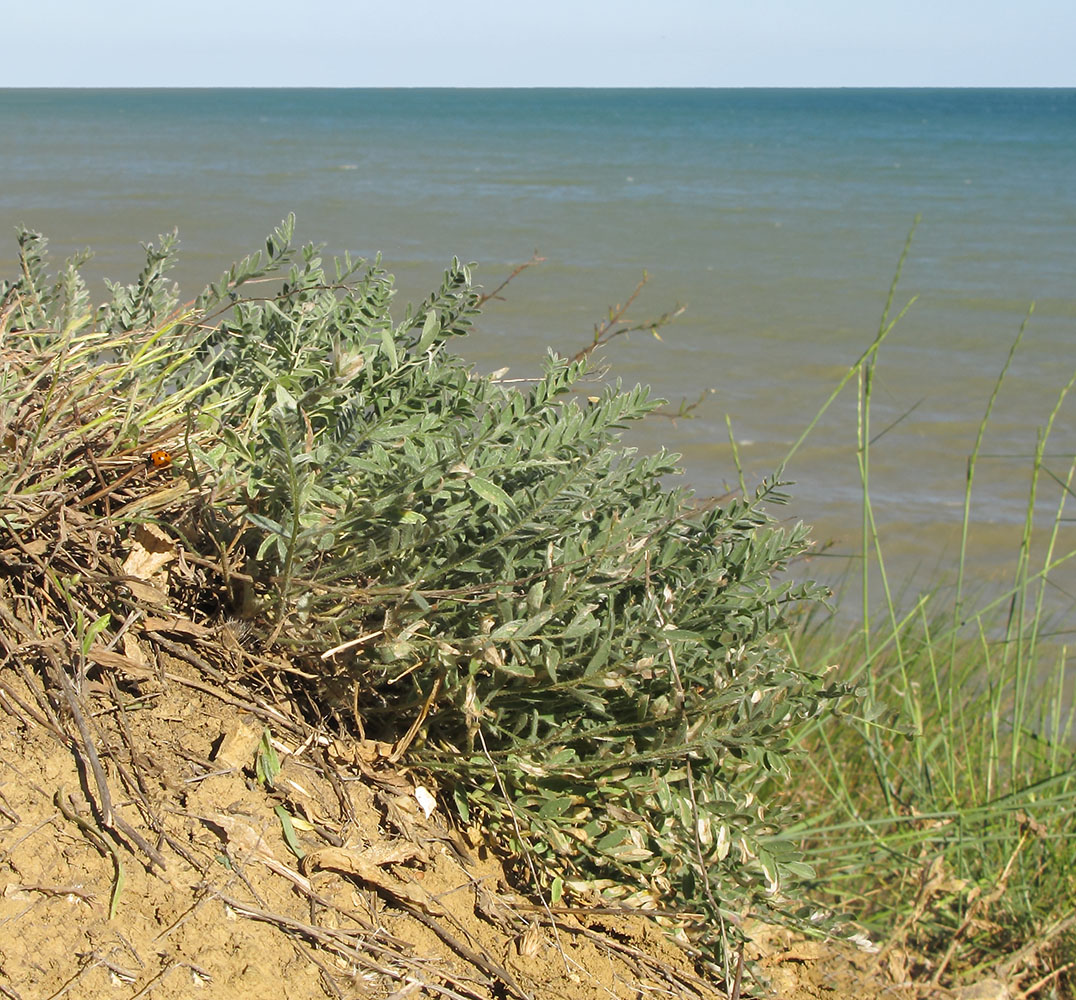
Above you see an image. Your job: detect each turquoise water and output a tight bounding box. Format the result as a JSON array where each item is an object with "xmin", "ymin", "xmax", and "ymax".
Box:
[{"xmin": 3, "ymin": 88, "xmax": 1075, "ymax": 602}]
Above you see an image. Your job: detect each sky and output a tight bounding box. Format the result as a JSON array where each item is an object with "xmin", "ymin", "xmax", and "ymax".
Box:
[{"xmin": 5, "ymin": 0, "xmax": 1073, "ymax": 88}]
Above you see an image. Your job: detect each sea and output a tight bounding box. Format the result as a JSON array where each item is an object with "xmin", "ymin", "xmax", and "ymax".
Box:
[{"xmin": 2, "ymin": 88, "xmax": 1075, "ymax": 616}]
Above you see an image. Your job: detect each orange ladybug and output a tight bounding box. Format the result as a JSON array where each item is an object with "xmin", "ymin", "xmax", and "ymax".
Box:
[{"xmin": 148, "ymin": 449, "xmax": 172, "ymax": 469}]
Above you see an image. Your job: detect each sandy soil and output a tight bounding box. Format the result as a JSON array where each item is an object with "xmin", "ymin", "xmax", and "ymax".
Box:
[{"xmin": 0, "ymin": 646, "xmax": 932, "ymax": 1000}]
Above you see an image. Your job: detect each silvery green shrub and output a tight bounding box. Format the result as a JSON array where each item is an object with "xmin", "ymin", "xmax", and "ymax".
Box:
[{"xmin": 4, "ymin": 218, "xmax": 851, "ymax": 959}]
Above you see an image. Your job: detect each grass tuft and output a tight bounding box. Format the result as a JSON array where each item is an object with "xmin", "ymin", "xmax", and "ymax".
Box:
[{"xmin": 771, "ymin": 229, "xmax": 1076, "ymax": 994}]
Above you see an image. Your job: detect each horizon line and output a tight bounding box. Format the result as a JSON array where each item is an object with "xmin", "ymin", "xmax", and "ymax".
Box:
[{"xmin": 2, "ymin": 84, "xmax": 1074, "ymax": 91}]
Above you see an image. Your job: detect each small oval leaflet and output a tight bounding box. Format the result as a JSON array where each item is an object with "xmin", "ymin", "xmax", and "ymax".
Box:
[{"xmin": 468, "ymin": 476, "xmax": 513, "ymax": 514}]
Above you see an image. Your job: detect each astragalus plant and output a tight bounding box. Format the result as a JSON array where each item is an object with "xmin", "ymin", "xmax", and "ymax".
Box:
[{"xmin": 1, "ymin": 217, "xmax": 850, "ymax": 962}]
